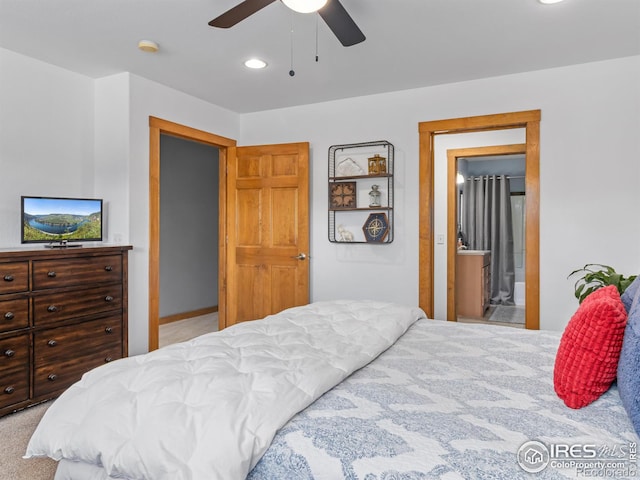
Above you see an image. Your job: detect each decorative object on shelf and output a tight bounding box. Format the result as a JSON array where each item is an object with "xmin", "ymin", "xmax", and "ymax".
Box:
[
  {"xmin": 328, "ymin": 140, "xmax": 394, "ymax": 243},
  {"xmin": 378, "ymin": 156, "xmax": 387, "ymax": 173},
  {"xmin": 337, "ymin": 225, "xmax": 354, "ymax": 242},
  {"xmin": 368, "ymin": 184, "xmax": 382, "ymax": 207},
  {"xmin": 362, "ymin": 212, "xmax": 390, "ymax": 243},
  {"xmin": 368, "ymin": 154, "xmax": 386, "ymax": 174},
  {"xmin": 336, "ymin": 157, "xmax": 365, "ymax": 177},
  {"xmin": 329, "ymin": 182, "xmax": 357, "ymax": 209}
]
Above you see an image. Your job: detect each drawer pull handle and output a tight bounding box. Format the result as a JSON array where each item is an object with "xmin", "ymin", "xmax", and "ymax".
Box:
[
  {"xmin": 47, "ymin": 305, "xmax": 58, "ymax": 313},
  {"xmin": 105, "ymin": 357, "xmax": 113, "ymax": 363},
  {"xmin": 4, "ymin": 312, "xmax": 14, "ymax": 320},
  {"xmin": 3, "ymin": 349, "xmax": 15, "ymax": 357},
  {"xmin": 105, "ymin": 326, "xmax": 114, "ymax": 334},
  {"xmin": 105, "ymin": 295, "xmax": 114, "ymax": 302},
  {"xmin": 105, "ymin": 265, "xmax": 113, "ymax": 272},
  {"xmin": 47, "ymin": 340, "xmax": 58, "ymax": 347},
  {"xmin": 47, "ymin": 271, "xmax": 57, "ymax": 278},
  {"xmin": 47, "ymin": 374, "xmax": 57, "ymax": 381},
  {"xmin": 3, "ymin": 275, "xmax": 14, "ymax": 282},
  {"xmin": 4, "ymin": 386, "xmax": 15, "ymax": 395}
]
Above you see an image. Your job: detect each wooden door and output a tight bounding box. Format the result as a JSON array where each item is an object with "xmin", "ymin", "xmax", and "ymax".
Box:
[{"xmin": 224, "ymin": 142, "xmax": 310, "ymax": 327}]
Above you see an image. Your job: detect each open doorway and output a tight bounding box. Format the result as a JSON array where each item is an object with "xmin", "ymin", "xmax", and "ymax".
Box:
[
  {"xmin": 148, "ymin": 117, "xmax": 237, "ymax": 351},
  {"xmin": 448, "ymin": 145, "xmax": 527, "ymax": 328},
  {"xmin": 418, "ymin": 110, "xmax": 540, "ymax": 330},
  {"xmin": 157, "ymin": 135, "xmax": 220, "ymax": 347}
]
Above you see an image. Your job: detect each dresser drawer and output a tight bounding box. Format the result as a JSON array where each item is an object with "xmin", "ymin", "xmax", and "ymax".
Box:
[
  {"xmin": 0, "ymin": 262, "xmax": 29, "ymax": 294},
  {"xmin": 34, "ymin": 317, "xmax": 122, "ymax": 397},
  {"xmin": 0, "ymin": 298, "xmax": 29, "ymax": 333},
  {"xmin": 34, "ymin": 349, "xmax": 120, "ymax": 398},
  {"xmin": 33, "ymin": 285, "xmax": 122, "ymax": 326},
  {"xmin": 32, "ymin": 255, "xmax": 122, "ymax": 290},
  {"xmin": 34, "ymin": 316, "xmax": 122, "ymax": 366},
  {"xmin": 1, "ymin": 333, "xmax": 29, "ymax": 368},
  {"xmin": 0, "ymin": 333, "xmax": 30, "ymax": 409},
  {"xmin": 0, "ymin": 365, "xmax": 29, "ymax": 409}
]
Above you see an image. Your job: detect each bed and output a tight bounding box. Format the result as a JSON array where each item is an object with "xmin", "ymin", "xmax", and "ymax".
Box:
[{"xmin": 25, "ymin": 299, "xmax": 640, "ymax": 479}]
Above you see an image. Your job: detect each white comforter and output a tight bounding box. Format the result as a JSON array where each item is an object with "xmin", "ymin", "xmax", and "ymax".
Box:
[{"xmin": 25, "ymin": 300, "xmax": 426, "ymax": 480}]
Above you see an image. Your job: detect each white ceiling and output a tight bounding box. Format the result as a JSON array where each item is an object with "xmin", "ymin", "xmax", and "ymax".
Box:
[{"xmin": 0, "ymin": 0, "xmax": 638, "ymax": 114}]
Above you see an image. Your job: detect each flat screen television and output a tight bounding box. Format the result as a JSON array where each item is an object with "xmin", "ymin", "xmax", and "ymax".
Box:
[{"xmin": 21, "ymin": 196, "xmax": 103, "ymax": 247}]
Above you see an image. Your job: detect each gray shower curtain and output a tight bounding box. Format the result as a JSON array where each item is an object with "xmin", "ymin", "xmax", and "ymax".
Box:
[{"xmin": 462, "ymin": 175, "xmax": 515, "ymax": 305}]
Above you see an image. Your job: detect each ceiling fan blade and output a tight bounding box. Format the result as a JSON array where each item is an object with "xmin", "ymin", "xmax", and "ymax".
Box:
[
  {"xmin": 209, "ymin": 0, "xmax": 277, "ymax": 28},
  {"xmin": 318, "ymin": 0, "xmax": 365, "ymax": 47}
]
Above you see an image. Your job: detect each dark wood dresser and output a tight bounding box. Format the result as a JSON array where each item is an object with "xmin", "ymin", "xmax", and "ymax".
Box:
[{"xmin": 0, "ymin": 245, "xmax": 131, "ymax": 417}]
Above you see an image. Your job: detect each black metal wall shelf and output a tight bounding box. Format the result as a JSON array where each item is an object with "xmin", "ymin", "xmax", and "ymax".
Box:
[{"xmin": 328, "ymin": 140, "xmax": 394, "ymax": 244}]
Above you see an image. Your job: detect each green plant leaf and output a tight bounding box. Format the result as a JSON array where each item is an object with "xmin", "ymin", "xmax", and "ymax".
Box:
[{"xmin": 568, "ymin": 264, "xmax": 637, "ymax": 303}]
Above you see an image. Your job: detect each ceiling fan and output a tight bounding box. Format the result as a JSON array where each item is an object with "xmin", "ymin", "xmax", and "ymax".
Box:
[{"xmin": 208, "ymin": 0, "xmax": 366, "ymax": 47}]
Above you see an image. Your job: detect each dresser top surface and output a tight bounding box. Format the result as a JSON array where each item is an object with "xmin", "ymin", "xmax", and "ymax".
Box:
[{"xmin": 0, "ymin": 244, "xmax": 132, "ymax": 260}]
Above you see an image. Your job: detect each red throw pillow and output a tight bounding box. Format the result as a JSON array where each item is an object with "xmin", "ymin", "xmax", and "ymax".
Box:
[{"xmin": 554, "ymin": 285, "xmax": 628, "ymax": 409}]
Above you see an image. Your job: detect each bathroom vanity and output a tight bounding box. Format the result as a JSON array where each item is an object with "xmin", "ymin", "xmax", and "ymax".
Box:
[{"xmin": 456, "ymin": 250, "xmax": 491, "ymax": 318}]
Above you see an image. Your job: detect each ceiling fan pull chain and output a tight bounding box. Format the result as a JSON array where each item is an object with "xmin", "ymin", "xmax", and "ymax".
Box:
[
  {"xmin": 289, "ymin": 11, "xmax": 296, "ymax": 76},
  {"xmin": 315, "ymin": 15, "xmax": 319, "ymax": 62}
]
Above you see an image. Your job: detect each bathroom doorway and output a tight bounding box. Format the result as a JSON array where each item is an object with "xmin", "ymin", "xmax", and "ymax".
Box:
[
  {"xmin": 449, "ymin": 145, "xmax": 526, "ymax": 327},
  {"xmin": 418, "ymin": 110, "xmax": 540, "ymax": 330}
]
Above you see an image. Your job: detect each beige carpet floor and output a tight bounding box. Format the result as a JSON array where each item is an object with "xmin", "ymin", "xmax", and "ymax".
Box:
[
  {"xmin": 159, "ymin": 312, "xmax": 218, "ymax": 348},
  {"xmin": 0, "ymin": 401, "xmax": 57, "ymax": 480}
]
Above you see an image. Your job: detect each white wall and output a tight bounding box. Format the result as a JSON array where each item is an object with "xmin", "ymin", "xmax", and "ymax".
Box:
[
  {"xmin": 107, "ymin": 74, "xmax": 240, "ymax": 354},
  {"xmin": 94, "ymin": 74, "xmax": 131, "ymax": 245},
  {"xmin": 0, "ymin": 47, "xmax": 95, "ymax": 245},
  {"xmin": 240, "ymin": 55, "xmax": 640, "ymax": 331}
]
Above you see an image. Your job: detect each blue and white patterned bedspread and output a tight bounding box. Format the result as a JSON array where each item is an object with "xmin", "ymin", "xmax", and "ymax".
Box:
[{"xmin": 249, "ymin": 320, "xmax": 639, "ymax": 480}]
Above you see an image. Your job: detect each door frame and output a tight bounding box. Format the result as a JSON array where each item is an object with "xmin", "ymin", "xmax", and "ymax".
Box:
[
  {"xmin": 418, "ymin": 110, "xmax": 541, "ymax": 330},
  {"xmin": 447, "ymin": 144, "xmax": 527, "ymax": 322},
  {"xmin": 148, "ymin": 117, "xmax": 237, "ymax": 351}
]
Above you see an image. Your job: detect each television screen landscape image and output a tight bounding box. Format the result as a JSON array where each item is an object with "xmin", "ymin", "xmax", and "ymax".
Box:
[{"xmin": 22, "ymin": 196, "xmax": 103, "ymax": 244}]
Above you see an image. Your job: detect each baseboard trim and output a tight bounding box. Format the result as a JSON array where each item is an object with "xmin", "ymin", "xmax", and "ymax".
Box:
[{"xmin": 160, "ymin": 306, "xmax": 218, "ymax": 325}]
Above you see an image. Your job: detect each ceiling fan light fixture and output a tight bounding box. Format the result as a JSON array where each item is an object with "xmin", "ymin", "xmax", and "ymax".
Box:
[{"xmin": 282, "ymin": 0, "xmax": 328, "ymax": 14}]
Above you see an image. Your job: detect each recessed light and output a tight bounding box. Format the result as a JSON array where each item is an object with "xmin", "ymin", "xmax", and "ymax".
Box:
[
  {"xmin": 138, "ymin": 40, "xmax": 159, "ymax": 53},
  {"xmin": 244, "ymin": 58, "xmax": 267, "ymax": 69},
  {"xmin": 538, "ymin": 0, "xmax": 565, "ymax": 4}
]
